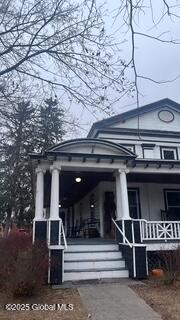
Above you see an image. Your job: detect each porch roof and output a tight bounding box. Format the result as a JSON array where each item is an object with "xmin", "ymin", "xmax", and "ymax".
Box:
[
  {"xmin": 131, "ymin": 158, "xmax": 180, "ymax": 169},
  {"xmin": 29, "ymin": 138, "xmax": 136, "ymax": 163}
]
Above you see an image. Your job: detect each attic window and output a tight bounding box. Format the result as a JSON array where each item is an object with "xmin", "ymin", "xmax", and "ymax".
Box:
[
  {"xmin": 143, "ymin": 148, "xmax": 154, "ymax": 159},
  {"xmin": 158, "ymin": 110, "xmax": 174, "ymax": 122},
  {"xmin": 161, "ymin": 147, "xmax": 178, "ymax": 160},
  {"xmin": 142, "ymin": 144, "xmax": 155, "ymax": 159}
]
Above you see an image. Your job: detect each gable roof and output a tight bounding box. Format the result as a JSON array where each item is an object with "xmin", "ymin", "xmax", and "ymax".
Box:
[{"xmin": 87, "ymin": 98, "xmax": 180, "ymax": 137}]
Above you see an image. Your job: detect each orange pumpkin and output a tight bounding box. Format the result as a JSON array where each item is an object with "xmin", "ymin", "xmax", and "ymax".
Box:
[{"xmin": 151, "ymin": 268, "xmax": 164, "ymax": 277}]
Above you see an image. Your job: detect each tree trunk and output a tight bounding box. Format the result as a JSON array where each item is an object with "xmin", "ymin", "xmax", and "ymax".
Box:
[{"xmin": 4, "ymin": 207, "xmax": 12, "ymax": 237}]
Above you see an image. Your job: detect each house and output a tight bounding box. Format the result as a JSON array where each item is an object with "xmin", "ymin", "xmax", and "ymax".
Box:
[{"xmin": 30, "ymin": 98, "xmax": 180, "ymax": 284}]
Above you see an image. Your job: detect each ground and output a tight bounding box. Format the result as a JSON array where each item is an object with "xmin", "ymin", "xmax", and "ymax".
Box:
[
  {"xmin": 0, "ymin": 287, "xmax": 88, "ymax": 320},
  {"xmin": 131, "ymin": 280, "xmax": 180, "ymax": 320},
  {"xmin": 0, "ymin": 280, "xmax": 180, "ymax": 320}
]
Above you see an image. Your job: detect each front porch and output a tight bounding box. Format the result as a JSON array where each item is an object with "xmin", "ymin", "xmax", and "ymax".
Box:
[
  {"xmin": 59, "ymin": 171, "xmax": 180, "ymax": 246},
  {"xmin": 31, "ymin": 139, "xmax": 180, "ymax": 283}
]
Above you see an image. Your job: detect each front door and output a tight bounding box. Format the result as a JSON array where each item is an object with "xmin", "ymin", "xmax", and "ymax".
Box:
[
  {"xmin": 128, "ymin": 188, "xmax": 141, "ymax": 219},
  {"xmin": 103, "ymin": 192, "xmax": 116, "ymax": 238}
]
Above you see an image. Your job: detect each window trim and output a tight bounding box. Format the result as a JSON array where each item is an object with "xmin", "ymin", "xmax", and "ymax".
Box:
[
  {"xmin": 160, "ymin": 146, "xmax": 178, "ymax": 160},
  {"xmin": 141, "ymin": 143, "xmax": 156, "ymax": 148}
]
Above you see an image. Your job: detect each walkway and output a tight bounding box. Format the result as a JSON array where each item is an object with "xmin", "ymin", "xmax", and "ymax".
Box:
[{"xmin": 78, "ymin": 281, "xmax": 162, "ymax": 320}]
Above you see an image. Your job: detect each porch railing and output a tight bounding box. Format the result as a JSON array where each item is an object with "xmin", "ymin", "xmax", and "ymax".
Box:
[
  {"xmin": 112, "ymin": 218, "xmax": 148, "ymax": 279},
  {"xmin": 61, "ymin": 220, "xmax": 67, "ymax": 249},
  {"xmin": 112, "ymin": 218, "xmax": 132, "ymax": 248},
  {"xmin": 47, "ymin": 219, "xmax": 67, "ymax": 249},
  {"xmin": 140, "ymin": 220, "xmax": 180, "ymax": 241}
]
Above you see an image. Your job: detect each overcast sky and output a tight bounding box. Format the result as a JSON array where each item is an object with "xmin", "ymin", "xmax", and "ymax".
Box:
[{"xmin": 68, "ymin": 0, "xmax": 180, "ymax": 138}]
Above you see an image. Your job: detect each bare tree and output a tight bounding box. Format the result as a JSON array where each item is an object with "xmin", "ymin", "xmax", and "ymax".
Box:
[
  {"xmin": 0, "ymin": 0, "xmax": 133, "ymax": 114},
  {"xmin": 116, "ymin": 0, "xmax": 180, "ymax": 110}
]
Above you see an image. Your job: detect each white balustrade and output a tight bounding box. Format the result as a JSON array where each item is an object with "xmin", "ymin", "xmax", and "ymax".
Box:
[{"xmin": 140, "ymin": 220, "xmax": 180, "ymax": 241}]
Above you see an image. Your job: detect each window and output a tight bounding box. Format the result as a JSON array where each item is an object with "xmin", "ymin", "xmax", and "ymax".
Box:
[
  {"xmin": 164, "ymin": 190, "xmax": 180, "ymax": 220},
  {"xmin": 128, "ymin": 188, "xmax": 141, "ymax": 219},
  {"xmin": 161, "ymin": 147, "xmax": 178, "ymax": 160},
  {"xmin": 143, "ymin": 148, "xmax": 154, "ymax": 159},
  {"xmin": 142, "ymin": 143, "xmax": 155, "ymax": 159}
]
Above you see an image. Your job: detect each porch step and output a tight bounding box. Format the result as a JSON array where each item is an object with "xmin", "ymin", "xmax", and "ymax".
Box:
[
  {"xmin": 64, "ymin": 268, "xmax": 128, "ymax": 282},
  {"xmin": 64, "ymin": 258, "xmax": 125, "ymax": 270},
  {"xmin": 67, "ymin": 244, "xmax": 118, "ymax": 252},
  {"xmin": 64, "ymin": 243, "xmax": 128, "ymax": 281},
  {"xmin": 65, "ymin": 250, "xmax": 122, "ymax": 261}
]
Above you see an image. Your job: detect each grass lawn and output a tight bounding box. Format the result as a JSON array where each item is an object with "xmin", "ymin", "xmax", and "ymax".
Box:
[
  {"xmin": 0, "ymin": 287, "xmax": 88, "ymax": 320},
  {"xmin": 131, "ymin": 279, "xmax": 180, "ymax": 320}
]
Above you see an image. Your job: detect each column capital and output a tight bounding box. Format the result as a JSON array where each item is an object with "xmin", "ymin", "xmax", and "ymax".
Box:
[
  {"xmin": 35, "ymin": 167, "xmax": 46, "ymax": 174},
  {"xmin": 115, "ymin": 168, "xmax": 130, "ymax": 176},
  {"xmin": 50, "ymin": 164, "xmax": 61, "ymax": 172}
]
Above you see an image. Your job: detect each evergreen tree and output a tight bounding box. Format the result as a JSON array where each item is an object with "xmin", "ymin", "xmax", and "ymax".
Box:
[
  {"xmin": 35, "ymin": 97, "xmax": 65, "ymax": 152},
  {"xmin": 0, "ymin": 101, "xmax": 35, "ymax": 231},
  {"xmin": 0, "ymin": 97, "xmax": 66, "ymax": 231}
]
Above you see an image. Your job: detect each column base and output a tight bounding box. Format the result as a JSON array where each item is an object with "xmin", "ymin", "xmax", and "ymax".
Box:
[
  {"xmin": 48, "ymin": 248, "xmax": 63, "ymax": 284},
  {"xmin": 115, "ymin": 220, "xmax": 133, "ymax": 243},
  {"xmin": 48, "ymin": 219, "xmax": 62, "ymax": 246},
  {"xmin": 115, "ymin": 219, "xmax": 142, "ymax": 244},
  {"xmin": 33, "ymin": 220, "xmax": 47, "ymax": 242},
  {"xmin": 119, "ymin": 243, "xmax": 147, "ymax": 279},
  {"xmin": 115, "ymin": 219, "xmax": 147, "ymax": 279}
]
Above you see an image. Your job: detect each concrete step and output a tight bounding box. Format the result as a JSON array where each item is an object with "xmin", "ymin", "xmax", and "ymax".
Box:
[
  {"xmin": 66, "ymin": 244, "xmax": 119, "ymax": 252},
  {"xmin": 64, "ymin": 250, "xmax": 122, "ymax": 261},
  {"xmin": 64, "ymin": 268, "xmax": 129, "ymax": 281},
  {"xmin": 64, "ymin": 258, "xmax": 125, "ymax": 270}
]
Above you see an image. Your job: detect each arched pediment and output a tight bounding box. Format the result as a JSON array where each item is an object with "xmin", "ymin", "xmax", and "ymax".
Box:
[{"xmin": 46, "ymin": 138, "xmax": 136, "ymax": 158}]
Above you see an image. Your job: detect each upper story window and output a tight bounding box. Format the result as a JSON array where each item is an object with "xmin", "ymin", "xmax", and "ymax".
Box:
[
  {"xmin": 161, "ymin": 147, "xmax": 178, "ymax": 160},
  {"xmin": 142, "ymin": 143, "xmax": 155, "ymax": 159}
]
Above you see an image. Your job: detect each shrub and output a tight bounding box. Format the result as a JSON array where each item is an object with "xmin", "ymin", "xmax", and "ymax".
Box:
[
  {"xmin": 157, "ymin": 247, "xmax": 180, "ymax": 285},
  {"xmin": 0, "ymin": 232, "xmax": 49, "ymax": 296}
]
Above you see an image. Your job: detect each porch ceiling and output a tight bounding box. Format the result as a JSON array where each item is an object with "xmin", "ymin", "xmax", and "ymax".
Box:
[{"xmin": 44, "ymin": 171, "xmax": 114, "ymax": 208}]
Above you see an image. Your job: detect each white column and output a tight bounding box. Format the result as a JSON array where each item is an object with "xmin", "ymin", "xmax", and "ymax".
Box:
[
  {"xmin": 115, "ymin": 171, "xmax": 122, "ymax": 220},
  {"xmin": 120, "ymin": 170, "xmax": 130, "ymax": 219},
  {"xmin": 35, "ymin": 168, "xmax": 45, "ymax": 220},
  {"xmin": 50, "ymin": 166, "xmax": 61, "ymax": 220},
  {"xmin": 115, "ymin": 169, "xmax": 130, "ymax": 220}
]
